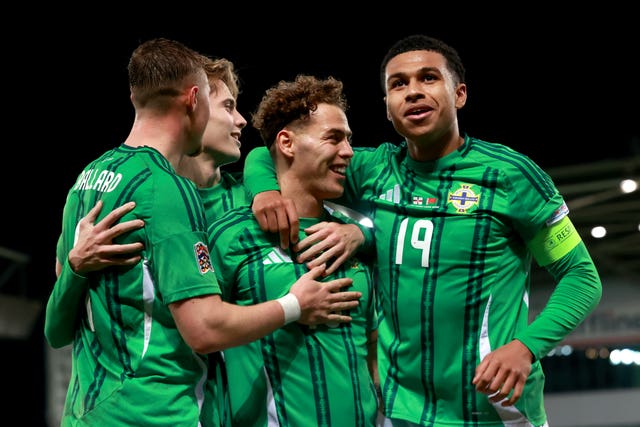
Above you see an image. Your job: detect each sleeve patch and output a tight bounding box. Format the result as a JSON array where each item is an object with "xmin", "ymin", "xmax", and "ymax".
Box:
[
  {"xmin": 546, "ymin": 201, "xmax": 570, "ymax": 226},
  {"xmin": 194, "ymin": 241, "xmax": 213, "ymax": 274}
]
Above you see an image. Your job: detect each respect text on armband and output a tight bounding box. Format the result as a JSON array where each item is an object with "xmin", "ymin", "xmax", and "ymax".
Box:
[
  {"xmin": 73, "ymin": 169, "xmax": 123, "ymax": 193},
  {"xmin": 546, "ymin": 222, "xmax": 575, "ymax": 249}
]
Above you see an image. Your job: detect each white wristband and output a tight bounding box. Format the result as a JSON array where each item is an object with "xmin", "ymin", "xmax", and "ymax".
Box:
[{"xmin": 276, "ymin": 293, "xmax": 301, "ymax": 325}]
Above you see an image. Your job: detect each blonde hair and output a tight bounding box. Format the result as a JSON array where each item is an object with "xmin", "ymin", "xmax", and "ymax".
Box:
[{"xmin": 204, "ymin": 57, "xmax": 240, "ymax": 99}]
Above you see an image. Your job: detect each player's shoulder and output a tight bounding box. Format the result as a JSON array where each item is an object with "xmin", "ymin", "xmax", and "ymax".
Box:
[
  {"xmin": 351, "ymin": 141, "xmax": 407, "ymax": 168},
  {"xmin": 207, "ymin": 205, "xmax": 256, "ymax": 237},
  {"xmin": 353, "ymin": 141, "xmax": 404, "ymax": 155},
  {"xmin": 95, "ymin": 145, "xmax": 187, "ymax": 186},
  {"xmin": 464, "ymin": 136, "xmax": 544, "ymax": 174}
]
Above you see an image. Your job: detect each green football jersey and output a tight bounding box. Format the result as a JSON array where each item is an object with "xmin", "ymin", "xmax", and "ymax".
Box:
[
  {"xmin": 242, "ymin": 135, "xmax": 600, "ymax": 426},
  {"xmin": 208, "ymin": 208, "xmax": 379, "ymax": 427},
  {"xmin": 197, "ymin": 170, "xmax": 249, "ymax": 427},
  {"xmin": 340, "ymin": 136, "xmax": 560, "ymax": 426},
  {"xmin": 56, "ymin": 144, "xmax": 220, "ymax": 427},
  {"xmin": 199, "ymin": 171, "xmax": 249, "ymax": 226}
]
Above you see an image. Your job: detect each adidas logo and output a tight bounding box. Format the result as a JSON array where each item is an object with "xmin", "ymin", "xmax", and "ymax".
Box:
[
  {"xmin": 379, "ymin": 184, "xmax": 401, "ymax": 203},
  {"xmin": 263, "ymin": 247, "xmax": 293, "ymax": 264}
]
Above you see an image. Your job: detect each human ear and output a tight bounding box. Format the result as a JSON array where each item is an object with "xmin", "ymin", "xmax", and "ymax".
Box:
[
  {"xmin": 384, "ymin": 98, "xmax": 392, "ymax": 121},
  {"xmin": 276, "ymin": 129, "xmax": 295, "ymax": 158},
  {"xmin": 455, "ymin": 83, "xmax": 467, "ymax": 109}
]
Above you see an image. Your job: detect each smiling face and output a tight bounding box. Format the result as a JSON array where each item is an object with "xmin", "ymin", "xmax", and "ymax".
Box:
[
  {"xmin": 384, "ymin": 50, "xmax": 467, "ymax": 155},
  {"xmin": 278, "ymin": 103, "xmax": 353, "ymax": 204},
  {"xmin": 200, "ymin": 78, "xmax": 247, "ymax": 167}
]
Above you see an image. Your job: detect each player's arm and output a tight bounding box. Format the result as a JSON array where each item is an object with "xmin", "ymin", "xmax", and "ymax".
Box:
[
  {"xmin": 44, "ymin": 201, "xmax": 144, "ymax": 348},
  {"xmin": 169, "ymin": 264, "xmax": 361, "ymax": 354},
  {"xmin": 245, "ymin": 147, "xmax": 373, "ymax": 266},
  {"xmin": 244, "ymin": 147, "xmax": 299, "ymax": 249},
  {"xmin": 473, "ymin": 216, "xmax": 602, "ymax": 406},
  {"xmin": 519, "ymin": 216, "xmax": 602, "ymax": 358},
  {"xmin": 45, "ymin": 257, "xmax": 92, "ymax": 348}
]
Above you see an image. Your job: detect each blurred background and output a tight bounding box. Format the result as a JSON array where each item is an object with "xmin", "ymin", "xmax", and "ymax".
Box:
[{"xmin": 2, "ymin": 6, "xmax": 638, "ymax": 426}]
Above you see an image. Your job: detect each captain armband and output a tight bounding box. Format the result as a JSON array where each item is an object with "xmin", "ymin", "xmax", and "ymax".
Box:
[{"xmin": 528, "ymin": 216, "xmax": 582, "ymax": 267}]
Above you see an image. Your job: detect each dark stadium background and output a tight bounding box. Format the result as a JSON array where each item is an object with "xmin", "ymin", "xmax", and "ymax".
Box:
[{"xmin": 3, "ymin": 8, "xmax": 638, "ymax": 425}]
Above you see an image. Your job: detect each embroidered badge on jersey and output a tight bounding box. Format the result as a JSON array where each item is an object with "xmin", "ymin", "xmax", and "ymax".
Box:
[
  {"xmin": 348, "ymin": 258, "xmax": 366, "ymax": 271},
  {"xmin": 448, "ymin": 183, "xmax": 480, "ymax": 213},
  {"xmin": 546, "ymin": 201, "xmax": 570, "ymax": 226},
  {"xmin": 194, "ymin": 241, "xmax": 213, "ymax": 274}
]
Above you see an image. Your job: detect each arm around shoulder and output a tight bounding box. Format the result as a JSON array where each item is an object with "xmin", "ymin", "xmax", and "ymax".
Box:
[
  {"xmin": 169, "ymin": 265, "xmax": 361, "ymax": 354},
  {"xmin": 243, "ymin": 146, "xmax": 280, "ymax": 199},
  {"xmin": 44, "ymin": 258, "xmax": 90, "ymax": 348}
]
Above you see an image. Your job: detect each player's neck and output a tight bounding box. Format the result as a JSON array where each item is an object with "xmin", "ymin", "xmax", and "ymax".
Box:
[
  {"xmin": 178, "ymin": 155, "xmax": 222, "ymax": 188},
  {"xmin": 124, "ymin": 115, "xmax": 198, "ymax": 170},
  {"xmin": 408, "ymin": 132, "xmax": 464, "ymax": 162}
]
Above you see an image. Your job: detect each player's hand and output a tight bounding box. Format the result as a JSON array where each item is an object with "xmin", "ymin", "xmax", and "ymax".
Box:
[
  {"xmin": 295, "ymin": 222, "xmax": 364, "ymax": 275},
  {"xmin": 288, "ymin": 264, "xmax": 360, "ymax": 326},
  {"xmin": 472, "ymin": 339, "xmax": 533, "ymax": 406},
  {"xmin": 68, "ymin": 200, "xmax": 145, "ymax": 274},
  {"xmin": 252, "ymin": 190, "xmax": 299, "ymax": 249}
]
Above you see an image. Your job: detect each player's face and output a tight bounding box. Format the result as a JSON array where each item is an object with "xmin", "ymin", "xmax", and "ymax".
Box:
[
  {"xmin": 384, "ymin": 50, "xmax": 466, "ymax": 146},
  {"xmin": 201, "ymin": 79, "xmax": 246, "ymax": 166},
  {"xmin": 291, "ymin": 103, "xmax": 353, "ymax": 201}
]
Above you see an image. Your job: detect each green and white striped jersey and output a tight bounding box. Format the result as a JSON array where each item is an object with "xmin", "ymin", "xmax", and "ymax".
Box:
[
  {"xmin": 208, "ymin": 208, "xmax": 379, "ymax": 427},
  {"xmin": 56, "ymin": 144, "xmax": 220, "ymax": 427}
]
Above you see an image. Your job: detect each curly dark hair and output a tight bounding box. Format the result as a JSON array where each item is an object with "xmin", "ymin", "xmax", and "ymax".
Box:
[
  {"xmin": 380, "ymin": 34, "xmax": 466, "ymax": 92},
  {"xmin": 252, "ymin": 75, "xmax": 348, "ymax": 147}
]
